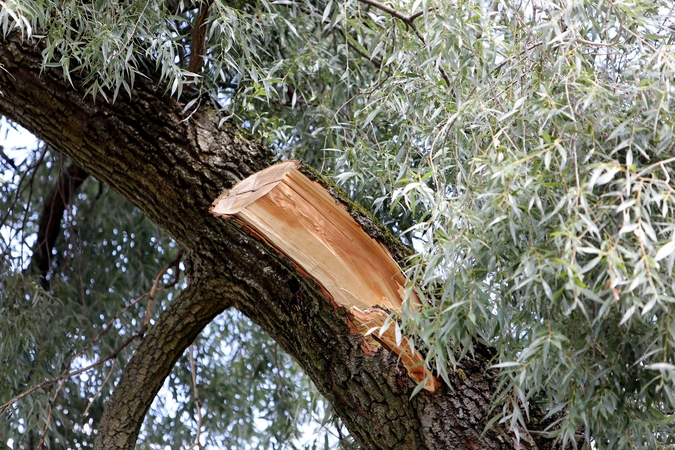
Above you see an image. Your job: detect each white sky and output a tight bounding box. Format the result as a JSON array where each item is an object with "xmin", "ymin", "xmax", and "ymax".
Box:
[{"xmin": 0, "ymin": 117, "xmax": 38, "ymax": 167}]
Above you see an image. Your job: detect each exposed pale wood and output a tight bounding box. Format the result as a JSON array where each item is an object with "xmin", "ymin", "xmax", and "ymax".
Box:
[
  {"xmin": 350, "ymin": 307, "xmax": 439, "ymax": 392},
  {"xmin": 211, "ymin": 160, "xmax": 437, "ymax": 391}
]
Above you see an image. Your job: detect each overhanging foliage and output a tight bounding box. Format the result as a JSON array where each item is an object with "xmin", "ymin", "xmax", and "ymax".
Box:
[{"xmin": 1, "ymin": 0, "xmax": 675, "ymax": 447}]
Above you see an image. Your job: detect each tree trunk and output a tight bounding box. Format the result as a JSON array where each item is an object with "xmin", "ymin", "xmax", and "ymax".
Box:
[{"xmin": 0, "ymin": 33, "xmax": 552, "ymax": 449}]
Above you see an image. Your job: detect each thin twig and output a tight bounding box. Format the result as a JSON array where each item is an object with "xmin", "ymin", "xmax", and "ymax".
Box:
[
  {"xmin": 189, "ymin": 344, "xmax": 203, "ymax": 450},
  {"xmin": 637, "ymin": 156, "xmax": 675, "ymax": 178},
  {"xmin": 0, "ymin": 145, "xmax": 47, "ymax": 266},
  {"xmin": 82, "ymin": 359, "xmax": 116, "ymax": 419},
  {"xmin": 142, "ymin": 249, "xmax": 183, "ymax": 335},
  {"xmin": 0, "ymin": 145, "xmax": 18, "ymax": 170},
  {"xmin": 338, "ymin": 28, "xmax": 384, "ymax": 68},
  {"xmin": 577, "ymin": 38, "xmax": 614, "ymax": 47},
  {"xmin": 357, "ymin": 0, "xmax": 450, "ymax": 86},
  {"xmin": 180, "ymin": 97, "xmax": 203, "ymax": 123},
  {"xmin": 409, "ymin": 8, "xmax": 427, "ymax": 21},
  {"xmin": 62, "ymin": 290, "xmax": 150, "ymax": 370},
  {"xmin": 527, "ymin": 429, "xmax": 585, "ymax": 441},
  {"xmin": 329, "ymin": 75, "xmax": 390, "ymax": 138},
  {"xmin": 0, "ymin": 145, "xmax": 46, "ymax": 231},
  {"xmin": 0, "ymin": 253, "xmax": 184, "ymax": 421},
  {"xmin": 0, "ymin": 333, "xmax": 140, "ymax": 417},
  {"xmin": 111, "ymin": 0, "xmax": 151, "ymax": 61},
  {"xmin": 492, "ymin": 42, "xmax": 543, "ymax": 73},
  {"xmin": 38, "ymin": 371, "xmax": 69, "ymax": 450},
  {"xmin": 359, "ymin": 0, "xmax": 415, "ymax": 24}
]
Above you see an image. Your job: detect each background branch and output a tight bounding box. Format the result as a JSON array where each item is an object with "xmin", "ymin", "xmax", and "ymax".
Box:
[
  {"xmin": 30, "ymin": 163, "xmax": 88, "ymax": 282},
  {"xmin": 187, "ymin": 0, "xmax": 212, "ymax": 74}
]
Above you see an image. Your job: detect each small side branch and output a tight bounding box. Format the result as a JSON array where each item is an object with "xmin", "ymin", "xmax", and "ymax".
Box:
[
  {"xmin": 359, "ymin": 0, "xmax": 416, "ymax": 25},
  {"xmin": 357, "ymin": 0, "xmax": 451, "ymax": 86},
  {"xmin": 338, "ymin": 28, "xmax": 384, "ymax": 68},
  {"xmin": 95, "ymin": 280, "xmax": 231, "ymax": 449},
  {"xmin": 142, "ymin": 248, "xmax": 183, "ymax": 335},
  {"xmin": 1, "ymin": 253, "xmax": 185, "ymax": 441},
  {"xmin": 0, "ymin": 331, "xmax": 141, "ymax": 421},
  {"xmin": 0, "ymin": 145, "xmax": 18, "ymax": 170},
  {"xmin": 189, "ymin": 344, "xmax": 203, "ymax": 450}
]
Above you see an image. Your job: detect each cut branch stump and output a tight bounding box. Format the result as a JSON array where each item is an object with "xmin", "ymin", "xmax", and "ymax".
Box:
[{"xmin": 211, "ymin": 161, "xmax": 437, "ymax": 391}]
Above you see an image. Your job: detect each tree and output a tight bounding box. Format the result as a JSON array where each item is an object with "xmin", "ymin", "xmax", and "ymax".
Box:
[{"xmin": 0, "ymin": 0, "xmax": 674, "ymax": 449}]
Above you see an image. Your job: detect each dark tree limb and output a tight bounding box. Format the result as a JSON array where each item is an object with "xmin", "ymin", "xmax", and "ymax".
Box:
[{"xmin": 30, "ymin": 162, "xmax": 88, "ymax": 281}]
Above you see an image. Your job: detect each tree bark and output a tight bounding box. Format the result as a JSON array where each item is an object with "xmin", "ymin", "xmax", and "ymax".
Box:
[{"xmin": 0, "ymin": 33, "xmax": 553, "ymax": 449}]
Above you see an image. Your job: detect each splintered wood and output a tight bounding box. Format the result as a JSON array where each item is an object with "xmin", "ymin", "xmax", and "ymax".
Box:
[{"xmin": 210, "ymin": 161, "xmax": 437, "ymax": 392}]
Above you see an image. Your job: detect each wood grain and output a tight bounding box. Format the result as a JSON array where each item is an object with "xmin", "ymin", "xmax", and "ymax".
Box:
[{"xmin": 211, "ymin": 161, "xmax": 437, "ymax": 391}]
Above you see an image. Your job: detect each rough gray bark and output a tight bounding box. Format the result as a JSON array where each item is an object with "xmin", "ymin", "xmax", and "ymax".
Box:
[{"xmin": 0, "ymin": 33, "xmax": 554, "ymax": 449}]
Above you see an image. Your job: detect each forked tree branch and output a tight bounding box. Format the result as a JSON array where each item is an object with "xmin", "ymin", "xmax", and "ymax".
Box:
[{"xmin": 0, "ymin": 31, "xmax": 555, "ymax": 450}]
